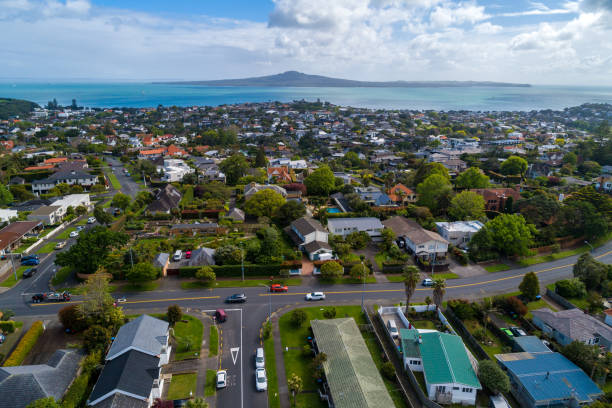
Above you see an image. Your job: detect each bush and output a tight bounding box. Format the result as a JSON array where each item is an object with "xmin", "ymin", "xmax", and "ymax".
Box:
[
  {"xmin": 58, "ymin": 305, "xmax": 87, "ymax": 333},
  {"xmin": 381, "ymin": 361, "xmax": 396, "ymax": 381},
  {"xmin": 290, "ymin": 309, "xmax": 307, "ymax": 327},
  {"xmin": 555, "ymin": 278, "xmax": 587, "ymax": 299},
  {"xmin": 322, "ymin": 307, "xmax": 337, "ymax": 319},
  {"xmin": 195, "ymin": 266, "xmax": 216, "ymax": 282},
  {"xmin": 263, "ymin": 322, "xmax": 272, "ymax": 339},
  {"xmin": 478, "ymin": 359, "xmax": 510, "ymax": 394},
  {"xmin": 4, "ymin": 321, "xmax": 44, "ymax": 366},
  {"xmin": 1, "ymin": 309, "xmax": 14, "ymax": 321},
  {"xmin": 0, "ymin": 321, "xmax": 16, "ymax": 334},
  {"xmin": 83, "ymin": 325, "xmax": 111, "ymax": 353},
  {"xmin": 349, "ymin": 263, "xmax": 370, "ymax": 280},
  {"xmin": 320, "ymin": 261, "xmax": 343, "ymax": 280},
  {"xmin": 504, "ymin": 296, "xmax": 528, "ymax": 317},
  {"xmin": 448, "ymin": 299, "xmax": 477, "ymax": 320},
  {"xmin": 167, "ymin": 305, "xmax": 183, "ymax": 326}
]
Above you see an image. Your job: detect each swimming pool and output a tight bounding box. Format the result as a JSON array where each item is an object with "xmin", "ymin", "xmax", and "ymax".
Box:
[{"xmin": 326, "ymin": 208, "xmax": 341, "ymax": 214}]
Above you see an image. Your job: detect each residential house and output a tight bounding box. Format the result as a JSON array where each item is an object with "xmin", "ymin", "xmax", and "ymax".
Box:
[
  {"xmin": 0, "ymin": 221, "xmax": 43, "ymax": 254},
  {"xmin": 0, "ymin": 209, "xmax": 18, "ymax": 222},
  {"xmin": 354, "ymin": 186, "xmax": 392, "ymax": 206},
  {"xmin": 88, "ymin": 315, "xmax": 171, "ymax": 408},
  {"xmin": 471, "ymin": 188, "xmax": 521, "ymax": 212},
  {"xmin": 52, "ymin": 193, "xmax": 93, "ymax": 215},
  {"xmin": 440, "ymin": 159, "xmax": 467, "ymax": 174},
  {"xmin": 31, "ymin": 170, "xmax": 98, "ymax": 195},
  {"xmin": 327, "ymin": 217, "xmax": 384, "ymax": 239},
  {"xmin": 187, "ymin": 247, "xmax": 216, "ymax": 267},
  {"xmin": 146, "ymin": 184, "xmax": 182, "ymax": 214},
  {"xmin": 387, "ymin": 183, "xmax": 417, "ymax": 204},
  {"xmin": 604, "ymin": 309, "xmax": 612, "ymax": 327},
  {"xmin": 333, "ymin": 172, "xmax": 354, "ymax": 185},
  {"xmin": 0, "ymin": 349, "xmax": 83, "ymax": 408},
  {"xmin": 244, "ymin": 183, "xmax": 287, "ymax": 199},
  {"xmin": 400, "ymin": 329, "xmax": 481, "ymax": 405},
  {"xmin": 158, "ymin": 159, "xmax": 194, "ymax": 182},
  {"xmin": 27, "ymin": 205, "xmax": 63, "ymax": 225},
  {"xmin": 225, "ymin": 208, "xmax": 245, "ymax": 222},
  {"xmin": 286, "ymin": 217, "xmax": 332, "ymax": 261},
  {"xmin": 152, "ymin": 253, "xmax": 169, "ymax": 277},
  {"xmin": 383, "ymin": 216, "xmax": 448, "ymax": 262},
  {"xmin": 531, "ymin": 308, "xmax": 612, "ymax": 350},
  {"xmin": 595, "ymin": 176, "xmax": 612, "ymax": 192},
  {"xmin": 137, "ymin": 147, "xmax": 166, "ymax": 159},
  {"xmin": 11, "ymin": 199, "xmax": 53, "ymax": 213},
  {"xmin": 496, "ymin": 351, "xmax": 602, "ymax": 408},
  {"xmin": 435, "ymin": 221, "xmax": 484, "ymax": 249},
  {"xmin": 267, "ymin": 166, "xmax": 292, "ymax": 183}
]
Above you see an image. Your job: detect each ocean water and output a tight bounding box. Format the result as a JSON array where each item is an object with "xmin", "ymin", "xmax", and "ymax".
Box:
[{"xmin": 0, "ymin": 82, "xmax": 611, "ymax": 111}]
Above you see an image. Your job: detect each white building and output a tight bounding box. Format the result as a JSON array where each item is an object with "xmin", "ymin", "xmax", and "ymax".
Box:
[
  {"xmin": 327, "ymin": 217, "xmax": 384, "ymax": 239},
  {"xmin": 0, "ymin": 209, "xmax": 18, "ymax": 223},
  {"xmin": 158, "ymin": 159, "xmax": 195, "ymax": 182},
  {"xmin": 287, "ymin": 217, "xmax": 333, "ymax": 261},
  {"xmin": 435, "ymin": 221, "xmax": 484, "ymax": 249}
]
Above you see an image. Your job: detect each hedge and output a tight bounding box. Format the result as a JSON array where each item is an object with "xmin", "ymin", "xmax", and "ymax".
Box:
[
  {"xmin": 3, "ymin": 321, "xmax": 43, "ymax": 366},
  {"xmin": 382, "ymin": 260, "xmax": 407, "ymax": 273},
  {"xmin": 180, "ymin": 264, "xmax": 285, "ymax": 278},
  {"xmin": 0, "ymin": 321, "xmax": 16, "ymax": 334},
  {"xmin": 62, "ymin": 370, "xmax": 91, "ymax": 408}
]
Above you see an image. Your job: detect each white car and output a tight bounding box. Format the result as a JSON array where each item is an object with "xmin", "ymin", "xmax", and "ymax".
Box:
[
  {"xmin": 87, "ymin": 217, "xmax": 96, "ymax": 224},
  {"xmin": 422, "ymin": 278, "xmax": 434, "ymax": 287},
  {"xmin": 216, "ymin": 370, "xmax": 227, "ymax": 389},
  {"xmin": 69, "ymin": 231, "xmax": 79, "ymax": 238},
  {"xmin": 255, "ymin": 347, "xmax": 265, "ymax": 369},
  {"xmin": 306, "ymin": 292, "xmax": 325, "ymax": 301},
  {"xmin": 255, "ymin": 368, "xmax": 267, "ymax": 391}
]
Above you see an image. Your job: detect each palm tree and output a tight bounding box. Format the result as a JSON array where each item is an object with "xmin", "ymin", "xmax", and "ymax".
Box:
[
  {"xmin": 432, "ymin": 278, "xmax": 446, "ymax": 309},
  {"xmin": 402, "ymin": 266, "xmax": 420, "ymax": 318}
]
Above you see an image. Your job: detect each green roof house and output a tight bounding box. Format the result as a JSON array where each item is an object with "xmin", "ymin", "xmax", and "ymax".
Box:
[{"xmin": 400, "ymin": 328, "xmax": 481, "ymax": 405}]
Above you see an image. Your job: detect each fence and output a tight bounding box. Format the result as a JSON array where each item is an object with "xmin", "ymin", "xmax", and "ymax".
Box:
[
  {"xmin": 545, "ymin": 288, "xmax": 578, "ymax": 310},
  {"xmin": 444, "ymin": 307, "xmax": 490, "ymax": 361}
]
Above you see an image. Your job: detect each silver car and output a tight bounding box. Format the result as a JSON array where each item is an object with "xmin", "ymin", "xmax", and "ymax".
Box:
[
  {"xmin": 255, "ymin": 368, "xmax": 267, "ymax": 391},
  {"xmin": 216, "ymin": 370, "xmax": 227, "ymax": 389}
]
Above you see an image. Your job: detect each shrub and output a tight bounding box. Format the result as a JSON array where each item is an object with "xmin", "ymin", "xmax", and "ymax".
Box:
[
  {"xmin": 349, "ymin": 263, "xmax": 370, "ymax": 280},
  {"xmin": 4, "ymin": 321, "xmax": 44, "ymax": 366},
  {"xmin": 448, "ymin": 299, "xmax": 477, "ymax": 320},
  {"xmin": 290, "ymin": 309, "xmax": 307, "ymax": 327},
  {"xmin": 195, "ymin": 266, "xmax": 216, "ymax": 282},
  {"xmin": 263, "ymin": 322, "xmax": 272, "ymax": 339},
  {"xmin": 381, "ymin": 361, "xmax": 396, "ymax": 381},
  {"xmin": 505, "ymin": 296, "xmax": 527, "ymax": 317},
  {"xmin": 478, "ymin": 359, "xmax": 510, "ymax": 394},
  {"xmin": 0, "ymin": 321, "xmax": 16, "ymax": 334},
  {"xmin": 320, "ymin": 261, "xmax": 343, "ymax": 280},
  {"xmin": 555, "ymin": 278, "xmax": 587, "ymax": 299},
  {"xmin": 58, "ymin": 305, "xmax": 87, "ymax": 333},
  {"xmin": 167, "ymin": 305, "xmax": 183, "ymax": 326},
  {"xmin": 322, "ymin": 307, "xmax": 337, "ymax": 319},
  {"xmin": 1, "ymin": 309, "xmax": 14, "ymax": 321},
  {"xmin": 83, "ymin": 325, "xmax": 111, "ymax": 353}
]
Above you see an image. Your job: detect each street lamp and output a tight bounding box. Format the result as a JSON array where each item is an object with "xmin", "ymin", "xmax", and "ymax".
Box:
[
  {"xmin": 360, "ymin": 256, "xmax": 366, "ymax": 308},
  {"xmin": 585, "ymin": 240, "xmax": 594, "ymax": 253},
  {"xmin": 259, "ymin": 283, "xmax": 272, "ymax": 323},
  {"xmin": 240, "ymin": 243, "xmax": 245, "ymax": 282}
]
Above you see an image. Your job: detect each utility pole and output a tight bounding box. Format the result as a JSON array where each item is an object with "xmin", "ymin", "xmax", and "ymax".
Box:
[
  {"xmin": 129, "ymin": 248, "xmax": 134, "ymax": 268},
  {"xmin": 9, "ymin": 253, "xmax": 17, "ymax": 282},
  {"xmin": 258, "ymin": 284, "xmax": 271, "ymax": 323},
  {"xmin": 240, "ymin": 244, "xmax": 244, "ymax": 282},
  {"xmin": 360, "ymin": 256, "xmax": 366, "ymax": 308},
  {"xmin": 585, "ymin": 241, "xmax": 594, "ymax": 253}
]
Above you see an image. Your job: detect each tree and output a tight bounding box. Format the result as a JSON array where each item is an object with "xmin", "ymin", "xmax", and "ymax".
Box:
[
  {"xmin": 111, "ymin": 193, "xmax": 131, "ymax": 211},
  {"xmin": 561, "ymin": 341, "xmax": 605, "ymax": 377},
  {"xmin": 517, "ymin": 191, "xmax": 561, "ymax": 226},
  {"xmin": 78, "ymin": 273, "xmax": 125, "ymax": 331},
  {"xmin": 403, "ymin": 266, "xmax": 420, "ymax": 317},
  {"xmin": 75, "ymin": 205, "xmax": 87, "ymax": 216},
  {"xmin": 220, "ymin": 154, "xmax": 249, "ymax": 185},
  {"xmin": 417, "ymin": 174, "xmax": 453, "ymax": 215},
  {"xmin": 432, "ymin": 278, "xmax": 446, "ymax": 309},
  {"xmin": 290, "ymin": 309, "xmax": 307, "ymax": 327},
  {"xmin": 320, "ymin": 261, "xmax": 343, "ymax": 280},
  {"xmin": 185, "ymin": 398, "xmax": 209, "ymax": 408},
  {"xmin": 304, "ymin": 165, "xmax": 335, "ymax": 196},
  {"xmin": 500, "ymin": 155, "xmax": 528, "ymax": 177},
  {"xmin": 254, "ymin": 146, "xmax": 267, "ymax": 168},
  {"xmin": 83, "ymin": 324, "xmax": 111, "ymax": 353},
  {"xmin": 469, "ymin": 214, "xmax": 535, "ymax": 259},
  {"xmin": 195, "ymin": 266, "xmax": 216, "ymax": 282},
  {"xmin": 478, "ymin": 360, "xmax": 510, "ymax": 394},
  {"xmin": 0, "ymin": 184, "xmax": 13, "ymax": 206},
  {"xmin": 275, "ymin": 201, "xmax": 306, "ymax": 227},
  {"xmin": 413, "ymin": 162, "xmax": 450, "ymax": 186},
  {"xmin": 287, "ymin": 373, "xmax": 303, "ymax": 407},
  {"xmin": 449, "ymin": 191, "xmax": 485, "ymax": 220},
  {"xmin": 244, "ymin": 189, "xmax": 286, "ymax": 218},
  {"xmin": 93, "ymin": 205, "xmax": 112, "ymax": 225},
  {"xmin": 555, "ymin": 278, "xmax": 587, "ymax": 299},
  {"xmin": 26, "ymin": 398, "xmax": 62, "ymax": 408},
  {"xmin": 257, "ymin": 227, "xmax": 282, "ymax": 261},
  {"xmin": 350, "ymin": 263, "xmax": 370, "ymax": 280},
  {"xmin": 214, "ymin": 245, "xmax": 242, "ymax": 265},
  {"xmin": 380, "ymin": 228, "xmax": 396, "ymax": 252},
  {"xmin": 58, "ymin": 304, "xmax": 87, "ymax": 333},
  {"xmin": 56, "ymin": 226, "xmax": 128, "ymax": 275},
  {"xmin": 126, "ymin": 262, "xmax": 159, "ymax": 283},
  {"xmin": 345, "ymin": 231, "xmax": 371, "ymax": 249},
  {"xmin": 519, "ymin": 272, "xmax": 540, "ymax": 301},
  {"xmin": 167, "ymin": 305, "xmax": 183, "ymax": 326},
  {"xmin": 563, "ymin": 152, "xmax": 577, "ymax": 166},
  {"xmin": 455, "ymin": 167, "xmax": 490, "ymax": 189},
  {"xmin": 559, "ymin": 201, "xmax": 608, "ymax": 240},
  {"xmin": 573, "ymin": 253, "xmax": 609, "ymax": 291}
]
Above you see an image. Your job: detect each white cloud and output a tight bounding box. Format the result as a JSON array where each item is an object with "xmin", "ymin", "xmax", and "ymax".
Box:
[
  {"xmin": 473, "ymin": 22, "xmax": 503, "ymax": 34},
  {"xmin": 429, "ymin": 2, "xmax": 489, "ymax": 28},
  {"xmin": 499, "ymin": 1, "xmax": 579, "ymax": 17}
]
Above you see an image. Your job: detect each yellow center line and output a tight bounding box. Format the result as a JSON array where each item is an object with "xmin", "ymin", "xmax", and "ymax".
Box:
[{"xmin": 31, "ymin": 295, "xmax": 220, "ymax": 306}]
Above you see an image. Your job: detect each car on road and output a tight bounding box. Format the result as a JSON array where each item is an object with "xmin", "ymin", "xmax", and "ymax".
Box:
[
  {"xmin": 31, "ymin": 293, "xmax": 45, "ymax": 303},
  {"xmin": 69, "ymin": 231, "xmax": 79, "ymax": 238},
  {"xmin": 185, "ymin": 250, "xmax": 192, "ymax": 259},
  {"xmin": 22, "ymin": 268, "xmax": 37, "ymax": 278},
  {"xmin": 306, "ymin": 292, "xmax": 325, "ymax": 301},
  {"xmin": 225, "ymin": 293, "xmax": 247, "ymax": 303},
  {"xmin": 270, "ymin": 284, "xmax": 288, "ymax": 292},
  {"xmin": 21, "ymin": 258, "xmax": 40, "ymax": 266},
  {"xmin": 87, "ymin": 217, "xmax": 96, "ymax": 224},
  {"xmin": 55, "ymin": 241, "xmax": 67, "ymax": 250},
  {"xmin": 216, "ymin": 370, "xmax": 227, "ymax": 389},
  {"xmin": 255, "ymin": 347, "xmax": 265, "ymax": 369},
  {"xmin": 421, "ymin": 278, "xmax": 434, "ymax": 287},
  {"xmin": 255, "ymin": 368, "xmax": 267, "ymax": 391},
  {"xmin": 21, "ymin": 255, "xmax": 39, "ymax": 261},
  {"xmin": 76, "ymin": 226, "xmax": 85, "ymax": 231}
]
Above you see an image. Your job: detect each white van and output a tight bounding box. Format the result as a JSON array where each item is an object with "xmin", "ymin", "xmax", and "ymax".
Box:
[
  {"xmin": 173, "ymin": 250, "xmax": 183, "ymax": 262},
  {"xmin": 387, "ymin": 319, "xmax": 399, "ymax": 339}
]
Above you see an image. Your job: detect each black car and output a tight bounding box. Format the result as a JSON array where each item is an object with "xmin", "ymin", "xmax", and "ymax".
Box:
[
  {"xmin": 225, "ymin": 293, "xmax": 247, "ymax": 303},
  {"xmin": 31, "ymin": 293, "xmax": 45, "ymax": 303},
  {"xmin": 22, "ymin": 268, "xmax": 37, "ymax": 278}
]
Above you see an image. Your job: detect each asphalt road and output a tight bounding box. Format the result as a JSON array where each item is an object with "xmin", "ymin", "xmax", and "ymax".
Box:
[{"xmin": 105, "ymin": 157, "xmax": 143, "ymax": 198}]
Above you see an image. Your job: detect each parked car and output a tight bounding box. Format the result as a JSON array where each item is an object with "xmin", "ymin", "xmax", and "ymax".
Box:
[
  {"xmin": 501, "ymin": 328, "xmax": 514, "ymax": 338},
  {"xmin": 0, "ymin": 334, "xmax": 5, "ymax": 344},
  {"xmin": 21, "ymin": 255, "xmax": 39, "ymax": 261},
  {"xmin": 306, "ymin": 292, "xmax": 325, "ymax": 301},
  {"xmin": 510, "ymin": 327, "xmax": 527, "ymax": 337},
  {"xmin": 31, "ymin": 293, "xmax": 45, "ymax": 303},
  {"xmin": 226, "ymin": 293, "xmax": 247, "ymax": 303},
  {"xmin": 422, "ymin": 278, "xmax": 434, "ymax": 287},
  {"xmin": 185, "ymin": 250, "xmax": 192, "ymax": 259},
  {"xmin": 69, "ymin": 231, "xmax": 79, "ymax": 238},
  {"xmin": 216, "ymin": 370, "xmax": 227, "ymax": 389},
  {"xmin": 76, "ymin": 226, "xmax": 85, "ymax": 232},
  {"xmin": 387, "ymin": 319, "xmax": 399, "ymax": 339},
  {"xmin": 55, "ymin": 241, "xmax": 67, "ymax": 250},
  {"xmin": 22, "ymin": 268, "xmax": 37, "ymax": 278},
  {"xmin": 255, "ymin": 368, "xmax": 267, "ymax": 391},
  {"xmin": 87, "ymin": 217, "xmax": 96, "ymax": 224},
  {"xmin": 21, "ymin": 258, "xmax": 40, "ymax": 266},
  {"xmin": 270, "ymin": 284, "xmax": 288, "ymax": 292},
  {"xmin": 255, "ymin": 347, "xmax": 265, "ymax": 369}
]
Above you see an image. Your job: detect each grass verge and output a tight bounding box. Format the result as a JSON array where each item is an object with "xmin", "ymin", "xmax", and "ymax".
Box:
[
  {"xmin": 319, "ymin": 276, "xmax": 377, "ymax": 285},
  {"xmin": 51, "ymin": 267, "xmax": 73, "ymax": 286},
  {"xmin": 55, "ymin": 227, "xmax": 77, "ymax": 240},
  {"xmin": 181, "ymin": 278, "xmax": 302, "ymax": 290},
  {"xmin": 173, "ymin": 315, "xmax": 204, "ymax": 361},
  {"xmin": 107, "ymin": 172, "xmax": 121, "ymax": 190},
  {"xmin": 517, "ymin": 232, "xmax": 612, "ymax": 267},
  {"xmin": 209, "ymin": 325, "xmax": 218, "ymax": 357},
  {"xmin": 430, "ymin": 272, "xmax": 459, "ymax": 280},
  {"xmin": 37, "ymin": 241, "xmax": 58, "ymax": 254},
  {"xmin": 264, "ymin": 334, "xmax": 280, "ymax": 408},
  {"xmin": 205, "ymin": 369, "xmax": 217, "ymax": 397},
  {"xmin": 0, "ymin": 266, "xmax": 29, "ymax": 287},
  {"xmin": 484, "ymin": 263, "xmax": 511, "ymax": 273},
  {"xmin": 167, "ymin": 373, "xmax": 197, "ymax": 400},
  {"xmin": 117, "ymin": 281, "xmax": 159, "ymax": 292}
]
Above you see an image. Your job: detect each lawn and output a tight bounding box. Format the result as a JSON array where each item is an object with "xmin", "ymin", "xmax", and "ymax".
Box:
[
  {"xmin": 166, "ymin": 373, "xmax": 197, "ymax": 400},
  {"xmin": 484, "ymin": 263, "xmax": 511, "ymax": 273},
  {"xmin": 431, "ymin": 272, "xmax": 459, "ymax": 280},
  {"xmin": 463, "ymin": 319, "xmax": 505, "ymax": 360},
  {"xmin": 55, "ymin": 227, "xmax": 77, "ymax": 240},
  {"xmin": 411, "ymin": 320, "xmax": 436, "ymax": 330},
  {"xmin": 181, "ymin": 278, "xmax": 302, "ymax": 290},
  {"xmin": 205, "ymin": 370, "xmax": 217, "ymax": 397},
  {"xmin": 517, "ymin": 231, "xmax": 612, "ymax": 267},
  {"xmin": 38, "ymin": 241, "xmax": 58, "ymax": 254},
  {"xmin": 342, "ymin": 252, "xmax": 362, "ymax": 263},
  {"xmin": 173, "ymin": 315, "xmax": 204, "ymax": 361},
  {"xmin": 264, "ymin": 334, "xmax": 280, "ymax": 408},
  {"xmin": 279, "ymin": 306, "xmax": 366, "ymax": 408},
  {"xmin": 209, "ymin": 325, "xmax": 218, "ymax": 357},
  {"xmin": 76, "ymin": 217, "xmax": 89, "ymax": 225},
  {"xmin": 0, "ymin": 266, "xmax": 29, "ymax": 287},
  {"xmin": 117, "ymin": 281, "xmax": 159, "ymax": 292},
  {"xmin": 374, "ymin": 253, "xmax": 388, "ymax": 269},
  {"xmin": 386, "ymin": 274, "xmax": 405, "ymax": 283},
  {"xmin": 107, "ymin": 172, "xmax": 121, "ymax": 190}
]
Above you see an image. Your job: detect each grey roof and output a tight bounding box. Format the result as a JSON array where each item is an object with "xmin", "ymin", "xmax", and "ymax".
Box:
[
  {"xmin": 291, "ymin": 217, "xmax": 326, "ymax": 235},
  {"xmin": 311, "ymin": 318, "xmax": 395, "ymax": 408},
  {"xmin": 244, "ymin": 183, "xmax": 287, "ymax": 198},
  {"xmin": 29, "ymin": 205, "xmax": 61, "ymax": 216},
  {"xmin": 303, "ymin": 240, "xmax": 332, "ymax": 253},
  {"xmin": 226, "ymin": 207, "xmax": 245, "ymax": 221},
  {"xmin": 327, "ymin": 217, "xmax": 384, "ymax": 231},
  {"xmin": 89, "ymin": 350, "xmax": 160, "ymax": 405},
  {"xmin": 0, "ymin": 349, "xmax": 83, "ymax": 408},
  {"xmin": 106, "ymin": 315, "xmax": 169, "ymax": 360},
  {"xmin": 32, "ymin": 170, "xmax": 96, "ymax": 184},
  {"xmin": 383, "ymin": 216, "xmax": 448, "ymax": 245},
  {"xmin": 188, "ymin": 247, "xmax": 216, "ymax": 266},
  {"xmin": 146, "ymin": 184, "xmax": 182, "ymax": 213},
  {"xmin": 153, "ymin": 253, "xmax": 169, "ymax": 268},
  {"xmin": 532, "ymin": 308, "xmax": 612, "ymax": 343},
  {"xmin": 92, "ymin": 393, "xmax": 148, "ymax": 408},
  {"xmin": 513, "ymin": 336, "xmax": 551, "ymax": 353}
]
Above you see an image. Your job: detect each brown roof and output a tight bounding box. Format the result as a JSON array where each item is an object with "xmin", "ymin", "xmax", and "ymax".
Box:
[
  {"xmin": 470, "ymin": 188, "xmax": 520, "ymax": 202},
  {"xmin": 382, "ymin": 216, "xmax": 447, "ymax": 245},
  {"xmin": 0, "ymin": 221, "xmax": 42, "ymax": 250}
]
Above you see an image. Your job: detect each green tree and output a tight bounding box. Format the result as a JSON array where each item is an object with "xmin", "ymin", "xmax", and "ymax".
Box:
[
  {"xmin": 517, "ymin": 191, "xmax": 561, "ymax": 226},
  {"xmin": 304, "ymin": 165, "xmax": 335, "ymax": 196},
  {"xmin": 320, "ymin": 261, "xmax": 343, "ymax": 280},
  {"xmin": 75, "ymin": 205, "xmax": 87, "ymax": 216},
  {"xmin": 111, "ymin": 193, "xmax": 131, "ymax": 211},
  {"xmin": 403, "ymin": 266, "xmax": 420, "ymax": 317},
  {"xmin": 167, "ymin": 304, "xmax": 183, "ymax": 326},
  {"xmin": 257, "ymin": 227, "xmax": 282, "ymax": 260},
  {"xmin": 469, "ymin": 214, "xmax": 535, "ymax": 258},
  {"xmin": 290, "ymin": 309, "xmax": 307, "ymax": 327},
  {"xmin": 449, "ymin": 191, "xmax": 485, "ymax": 220},
  {"xmin": 478, "ymin": 360, "xmax": 510, "ymax": 394},
  {"xmin": 417, "ymin": 174, "xmax": 453, "ymax": 214},
  {"xmin": 83, "ymin": 324, "xmax": 111, "ymax": 353},
  {"xmin": 563, "ymin": 152, "xmax": 577, "ymax": 166},
  {"xmin": 413, "ymin": 162, "xmax": 450, "ymax": 185},
  {"xmin": 244, "ymin": 189, "xmax": 286, "ymax": 218},
  {"xmin": 220, "ymin": 154, "xmax": 249, "ymax": 185},
  {"xmin": 79, "ymin": 274, "xmax": 125, "ymax": 331},
  {"xmin": 573, "ymin": 253, "xmax": 609, "ymax": 291},
  {"xmin": 500, "ymin": 155, "xmax": 528, "ymax": 177},
  {"xmin": 195, "ymin": 266, "xmax": 216, "ymax": 282},
  {"xmin": 0, "ymin": 184, "xmax": 14, "ymax": 206},
  {"xmin": 345, "ymin": 231, "xmax": 371, "ymax": 249},
  {"xmin": 26, "ymin": 398, "xmax": 62, "ymax": 408},
  {"xmin": 93, "ymin": 205, "xmax": 113, "ymax": 225},
  {"xmin": 433, "ymin": 278, "xmax": 446, "ymax": 309},
  {"xmin": 561, "ymin": 341, "xmax": 607, "ymax": 378},
  {"xmin": 519, "ymin": 271, "xmax": 540, "ymax": 301},
  {"xmin": 58, "ymin": 304, "xmax": 87, "ymax": 333},
  {"xmin": 214, "ymin": 245, "xmax": 242, "ymax": 265},
  {"xmin": 185, "ymin": 398, "xmax": 209, "ymax": 408},
  {"xmin": 275, "ymin": 201, "xmax": 306, "ymax": 227},
  {"xmin": 349, "ymin": 263, "xmax": 370, "ymax": 280},
  {"xmin": 559, "ymin": 201, "xmax": 608, "ymax": 240},
  {"xmin": 254, "ymin": 146, "xmax": 267, "ymax": 168},
  {"xmin": 126, "ymin": 262, "xmax": 159, "ymax": 283},
  {"xmin": 380, "ymin": 228, "xmax": 396, "ymax": 252},
  {"xmin": 455, "ymin": 167, "xmax": 490, "ymax": 189},
  {"xmin": 287, "ymin": 373, "xmax": 303, "ymax": 407}
]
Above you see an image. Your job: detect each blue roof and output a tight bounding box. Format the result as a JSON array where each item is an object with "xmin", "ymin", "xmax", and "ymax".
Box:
[
  {"xmin": 498, "ymin": 352, "xmax": 602, "ymax": 404},
  {"xmin": 513, "ymin": 336, "xmax": 550, "ymax": 353}
]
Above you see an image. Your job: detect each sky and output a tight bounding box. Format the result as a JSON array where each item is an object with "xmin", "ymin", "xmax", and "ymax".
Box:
[{"xmin": 1, "ymin": 0, "xmax": 611, "ymax": 85}]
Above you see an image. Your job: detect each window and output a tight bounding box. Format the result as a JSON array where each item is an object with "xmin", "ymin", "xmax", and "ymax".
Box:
[
  {"xmin": 453, "ymin": 387, "xmax": 459, "ymax": 390},
  {"xmin": 462, "ymin": 387, "xmax": 472, "ymax": 393}
]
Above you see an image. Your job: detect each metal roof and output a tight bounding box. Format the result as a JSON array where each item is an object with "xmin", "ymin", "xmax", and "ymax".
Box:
[
  {"xmin": 106, "ymin": 315, "xmax": 168, "ymax": 361},
  {"xmin": 327, "ymin": 217, "xmax": 384, "ymax": 231},
  {"xmin": 311, "ymin": 318, "xmax": 394, "ymax": 408}
]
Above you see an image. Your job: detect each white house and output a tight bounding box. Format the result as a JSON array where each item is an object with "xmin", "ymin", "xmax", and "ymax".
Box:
[
  {"xmin": 327, "ymin": 217, "xmax": 384, "ymax": 239},
  {"xmin": 27, "ymin": 205, "xmax": 63, "ymax": 225},
  {"xmin": 286, "ymin": 217, "xmax": 333, "ymax": 261},
  {"xmin": 435, "ymin": 221, "xmax": 484, "ymax": 249},
  {"xmin": 158, "ymin": 159, "xmax": 194, "ymax": 182},
  {"xmin": 0, "ymin": 209, "xmax": 18, "ymax": 223},
  {"xmin": 52, "ymin": 194, "xmax": 92, "ymax": 215},
  {"xmin": 31, "ymin": 170, "xmax": 98, "ymax": 195},
  {"xmin": 383, "ymin": 216, "xmax": 448, "ymax": 262}
]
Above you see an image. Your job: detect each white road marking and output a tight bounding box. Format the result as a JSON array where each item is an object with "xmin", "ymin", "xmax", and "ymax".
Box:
[{"xmin": 231, "ymin": 347, "xmax": 240, "ymax": 365}]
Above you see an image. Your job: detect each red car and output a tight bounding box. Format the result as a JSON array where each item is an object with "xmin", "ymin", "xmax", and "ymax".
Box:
[
  {"xmin": 185, "ymin": 251, "xmax": 192, "ymax": 259},
  {"xmin": 270, "ymin": 284, "xmax": 288, "ymax": 293}
]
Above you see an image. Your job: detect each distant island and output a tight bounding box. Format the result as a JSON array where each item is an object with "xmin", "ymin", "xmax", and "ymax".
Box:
[
  {"xmin": 0, "ymin": 98, "xmax": 39, "ymax": 120},
  {"xmin": 157, "ymin": 71, "xmax": 531, "ymax": 88}
]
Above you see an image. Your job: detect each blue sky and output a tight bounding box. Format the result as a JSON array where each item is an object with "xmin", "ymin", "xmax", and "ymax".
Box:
[{"xmin": 0, "ymin": 0, "xmax": 611, "ymax": 85}]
